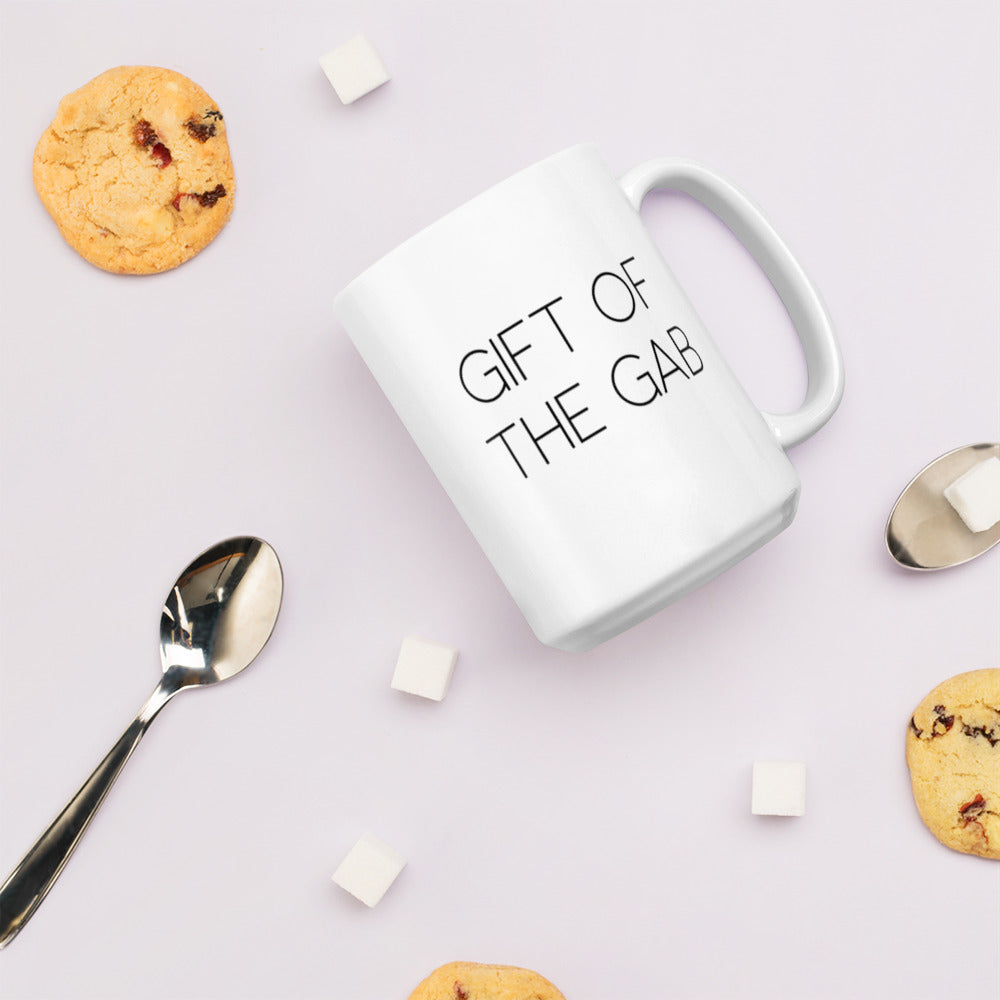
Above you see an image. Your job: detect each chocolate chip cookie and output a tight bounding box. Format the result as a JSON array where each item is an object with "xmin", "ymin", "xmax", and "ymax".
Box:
[
  {"xmin": 33, "ymin": 66, "xmax": 234, "ymax": 274},
  {"xmin": 906, "ymin": 668, "xmax": 1000, "ymax": 859},
  {"xmin": 408, "ymin": 962, "xmax": 566, "ymax": 1000}
]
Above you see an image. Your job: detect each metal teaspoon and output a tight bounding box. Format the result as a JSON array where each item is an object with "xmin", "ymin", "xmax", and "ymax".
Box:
[
  {"xmin": 885, "ymin": 443, "xmax": 1000, "ymax": 569},
  {"xmin": 0, "ymin": 536, "xmax": 284, "ymax": 948}
]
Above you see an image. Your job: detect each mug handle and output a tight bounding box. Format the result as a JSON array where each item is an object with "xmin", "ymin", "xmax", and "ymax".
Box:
[{"xmin": 619, "ymin": 158, "xmax": 844, "ymax": 449}]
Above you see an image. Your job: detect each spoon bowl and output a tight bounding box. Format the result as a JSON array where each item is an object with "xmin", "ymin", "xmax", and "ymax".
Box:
[
  {"xmin": 160, "ymin": 536, "xmax": 284, "ymax": 685},
  {"xmin": 886, "ymin": 443, "xmax": 1000, "ymax": 570},
  {"xmin": 0, "ymin": 536, "xmax": 283, "ymax": 948}
]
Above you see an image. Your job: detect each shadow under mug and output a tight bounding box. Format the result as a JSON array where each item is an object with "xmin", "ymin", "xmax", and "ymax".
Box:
[{"xmin": 334, "ymin": 144, "xmax": 844, "ymax": 651}]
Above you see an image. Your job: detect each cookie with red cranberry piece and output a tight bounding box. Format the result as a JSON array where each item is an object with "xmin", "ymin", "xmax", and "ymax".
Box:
[
  {"xmin": 408, "ymin": 962, "xmax": 566, "ymax": 1000},
  {"xmin": 33, "ymin": 66, "xmax": 234, "ymax": 274},
  {"xmin": 906, "ymin": 668, "xmax": 1000, "ymax": 860}
]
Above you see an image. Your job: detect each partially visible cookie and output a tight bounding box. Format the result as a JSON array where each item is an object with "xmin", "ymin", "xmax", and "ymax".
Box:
[
  {"xmin": 906, "ymin": 668, "xmax": 1000, "ymax": 860},
  {"xmin": 33, "ymin": 66, "xmax": 234, "ymax": 274},
  {"xmin": 408, "ymin": 962, "xmax": 566, "ymax": 1000}
]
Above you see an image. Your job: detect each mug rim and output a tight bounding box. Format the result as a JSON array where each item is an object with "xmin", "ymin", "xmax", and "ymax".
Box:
[{"xmin": 333, "ymin": 142, "xmax": 599, "ymax": 308}]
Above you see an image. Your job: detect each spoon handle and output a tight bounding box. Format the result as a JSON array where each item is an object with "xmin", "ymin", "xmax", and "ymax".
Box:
[{"xmin": 0, "ymin": 684, "xmax": 171, "ymax": 948}]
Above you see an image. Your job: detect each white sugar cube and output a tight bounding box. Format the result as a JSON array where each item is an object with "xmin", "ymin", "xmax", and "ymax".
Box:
[
  {"xmin": 391, "ymin": 636, "xmax": 458, "ymax": 701},
  {"xmin": 331, "ymin": 833, "xmax": 406, "ymax": 907},
  {"xmin": 319, "ymin": 35, "xmax": 390, "ymax": 105},
  {"xmin": 944, "ymin": 456, "xmax": 1000, "ymax": 533},
  {"xmin": 751, "ymin": 760, "xmax": 806, "ymax": 816}
]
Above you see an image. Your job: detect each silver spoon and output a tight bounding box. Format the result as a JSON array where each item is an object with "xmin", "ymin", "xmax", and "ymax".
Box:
[
  {"xmin": 0, "ymin": 536, "xmax": 283, "ymax": 948},
  {"xmin": 886, "ymin": 443, "xmax": 1000, "ymax": 569}
]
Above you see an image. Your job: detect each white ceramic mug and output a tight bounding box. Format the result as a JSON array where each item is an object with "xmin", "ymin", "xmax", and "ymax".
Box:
[{"xmin": 334, "ymin": 144, "xmax": 844, "ymax": 651}]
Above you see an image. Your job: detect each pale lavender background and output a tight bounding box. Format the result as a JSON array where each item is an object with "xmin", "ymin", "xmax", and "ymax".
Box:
[{"xmin": 1, "ymin": 2, "xmax": 998, "ymax": 998}]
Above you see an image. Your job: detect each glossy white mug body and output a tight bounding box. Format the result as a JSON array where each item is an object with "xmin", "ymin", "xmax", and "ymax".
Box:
[{"xmin": 335, "ymin": 144, "xmax": 843, "ymax": 651}]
